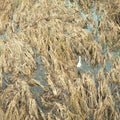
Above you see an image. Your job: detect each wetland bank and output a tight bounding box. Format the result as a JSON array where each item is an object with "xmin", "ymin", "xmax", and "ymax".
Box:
[{"xmin": 0, "ymin": 0, "xmax": 120, "ymax": 120}]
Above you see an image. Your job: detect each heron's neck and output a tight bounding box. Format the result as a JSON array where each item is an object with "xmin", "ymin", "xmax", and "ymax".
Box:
[{"xmin": 79, "ymin": 56, "xmax": 81, "ymax": 62}]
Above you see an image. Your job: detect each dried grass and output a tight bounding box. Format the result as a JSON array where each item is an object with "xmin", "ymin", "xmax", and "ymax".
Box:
[{"xmin": 0, "ymin": 0, "xmax": 119, "ymax": 120}]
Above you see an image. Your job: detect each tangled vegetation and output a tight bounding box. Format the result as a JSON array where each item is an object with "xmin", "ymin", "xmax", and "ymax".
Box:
[{"xmin": 0, "ymin": 0, "xmax": 120, "ymax": 120}]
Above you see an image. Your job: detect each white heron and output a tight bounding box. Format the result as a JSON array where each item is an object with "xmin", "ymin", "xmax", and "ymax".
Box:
[{"xmin": 77, "ymin": 56, "xmax": 82, "ymax": 68}]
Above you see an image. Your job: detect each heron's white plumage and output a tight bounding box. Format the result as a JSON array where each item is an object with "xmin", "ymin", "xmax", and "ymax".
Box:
[{"xmin": 77, "ymin": 56, "xmax": 82, "ymax": 68}]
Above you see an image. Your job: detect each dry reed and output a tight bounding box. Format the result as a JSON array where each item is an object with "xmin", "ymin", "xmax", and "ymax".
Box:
[{"xmin": 0, "ymin": 0, "xmax": 119, "ymax": 120}]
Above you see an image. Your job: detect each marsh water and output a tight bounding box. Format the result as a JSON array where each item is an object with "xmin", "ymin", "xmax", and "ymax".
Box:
[{"xmin": 31, "ymin": 48, "xmax": 48, "ymax": 107}]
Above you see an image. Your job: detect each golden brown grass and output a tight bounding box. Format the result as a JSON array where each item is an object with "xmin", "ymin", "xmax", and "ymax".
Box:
[{"xmin": 0, "ymin": 0, "xmax": 120, "ymax": 120}]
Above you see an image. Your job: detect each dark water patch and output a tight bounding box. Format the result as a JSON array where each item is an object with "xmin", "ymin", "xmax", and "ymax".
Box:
[
  {"xmin": 64, "ymin": 0, "xmax": 78, "ymax": 7},
  {"xmin": 112, "ymin": 51, "xmax": 120, "ymax": 59},
  {"xmin": 31, "ymin": 48, "xmax": 48, "ymax": 107},
  {"xmin": 81, "ymin": 12, "xmax": 87, "ymax": 19},
  {"xmin": 14, "ymin": 27, "xmax": 20, "ymax": 33},
  {"xmin": 81, "ymin": 6, "xmax": 101, "ymax": 42},
  {"xmin": 2, "ymin": 72, "xmax": 12, "ymax": 90},
  {"xmin": 32, "ymin": 49, "xmax": 47, "ymax": 86},
  {"xmin": 31, "ymin": 58, "xmax": 47, "ymax": 95},
  {"xmin": 0, "ymin": 33, "xmax": 7, "ymax": 39},
  {"xmin": 105, "ymin": 60, "xmax": 113, "ymax": 72}
]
